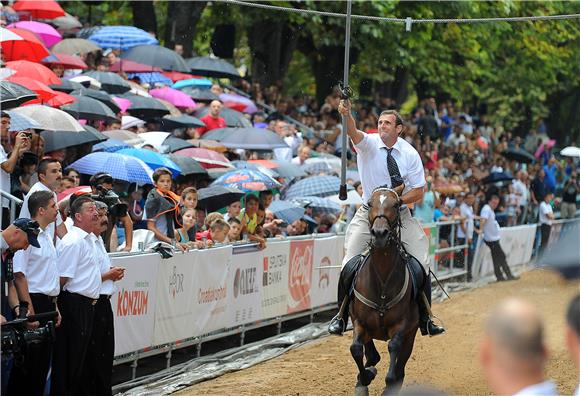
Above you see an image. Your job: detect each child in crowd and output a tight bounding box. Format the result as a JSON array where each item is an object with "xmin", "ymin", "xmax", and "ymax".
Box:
[
  {"xmin": 227, "ymin": 217, "xmax": 242, "ymax": 242},
  {"xmin": 238, "ymin": 195, "xmax": 266, "ymax": 249},
  {"xmin": 174, "ymin": 208, "xmax": 205, "ymax": 249},
  {"xmin": 179, "ymin": 187, "xmax": 199, "ymax": 240},
  {"xmin": 224, "ymin": 200, "xmax": 241, "ymax": 222},
  {"xmin": 196, "ymin": 218, "xmax": 230, "ymax": 245}
]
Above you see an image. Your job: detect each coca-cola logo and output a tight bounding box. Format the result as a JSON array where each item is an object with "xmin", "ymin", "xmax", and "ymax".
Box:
[{"xmin": 287, "ymin": 240, "xmax": 313, "ymax": 313}]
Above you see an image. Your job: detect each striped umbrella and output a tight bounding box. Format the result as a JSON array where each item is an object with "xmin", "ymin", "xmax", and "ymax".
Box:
[
  {"xmin": 68, "ymin": 152, "xmax": 154, "ymax": 184},
  {"xmin": 283, "ymin": 176, "xmax": 353, "ymax": 199},
  {"xmin": 290, "ymin": 196, "xmax": 342, "ymax": 214},
  {"xmin": 88, "ymin": 26, "xmax": 158, "ymax": 51},
  {"xmin": 268, "ymin": 200, "xmax": 305, "ymax": 224},
  {"xmin": 92, "ymin": 139, "xmax": 131, "ymax": 153}
]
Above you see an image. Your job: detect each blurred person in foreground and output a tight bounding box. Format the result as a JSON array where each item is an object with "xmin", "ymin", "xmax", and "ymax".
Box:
[
  {"xmin": 565, "ymin": 294, "xmax": 580, "ymax": 396},
  {"xmin": 480, "ymin": 298, "xmax": 557, "ymax": 396}
]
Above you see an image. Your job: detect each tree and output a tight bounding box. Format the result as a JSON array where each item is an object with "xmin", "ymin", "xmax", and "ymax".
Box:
[
  {"xmin": 130, "ymin": 1, "xmax": 157, "ymax": 37},
  {"xmin": 164, "ymin": 1, "xmax": 208, "ymax": 56}
]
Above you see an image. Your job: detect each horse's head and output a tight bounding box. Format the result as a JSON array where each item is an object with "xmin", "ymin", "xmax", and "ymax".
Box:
[{"xmin": 367, "ymin": 185, "xmax": 403, "ymax": 249}]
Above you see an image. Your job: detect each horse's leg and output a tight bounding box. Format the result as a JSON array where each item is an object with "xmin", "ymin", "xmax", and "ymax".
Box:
[
  {"xmin": 380, "ymin": 331, "xmax": 404, "ymax": 395},
  {"xmin": 350, "ymin": 322, "xmax": 377, "ymax": 394},
  {"xmin": 381, "ymin": 330, "xmax": 417, "ymax": 396},
  {"xmin": 364, "ymin": 340, "xmax": 381, "ymax": 368}
]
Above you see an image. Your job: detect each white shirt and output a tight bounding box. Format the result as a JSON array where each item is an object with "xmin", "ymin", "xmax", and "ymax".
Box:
[
  {"xmin": 0, "ymin": 145, "xmax": 10, "ymax": 208},
  {"xmin": 458, "ymin": 203, "xmax": 474, "ymax": 239},
  {"xmin": 447, "ymin": 133, "xmax": 466, "ymax": 147},
  {"xmin": 290, "ymin": 156, "xmax": 305, "ymax": 165},
  {"xmin": 354, "ymin": 134, "xmax": 425, "ymax": 202},
  {"xmin": 94, "ymin": 235, "xmax": 115, "ymax": 296},
  {"xmin": 13, "ymin": 226, "xmax": 60, "ymax": 296},
  {"xmin": 481, "ymin": 204, "xmax": 501, "ymax": 242},
  {"xmin": 539, "ymin": 201, "xmax": 553, "ymax": 225},
  {"xmin": 513, "ymin": 380, "xmax": 558, "ymax": 396},
  {"xmin": 20, "ymin": 182, "xmax": 63, "ymax": 238},
  {"xmin": 274, "ymin": 134, "xmax": 302, "ymax": 163},
  {"xmin": 57, "ymin": 225, "xmax": 102, "ymax": 299},
  {"xmin": 512, "ymin": 179, "xmax": 529, "ymax": 206}
]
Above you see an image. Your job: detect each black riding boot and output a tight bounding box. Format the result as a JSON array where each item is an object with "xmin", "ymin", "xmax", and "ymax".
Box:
[
  {"xmin": 419, "ymin": 275, "xmax": 445, "ymax": 337},
  {"xmin": 328, "ymin": 255, "xmax": 362, "ymax": 336},
  {"xmin": 328, "ymin": 295, "xmax": 349, "ymax": 336}
]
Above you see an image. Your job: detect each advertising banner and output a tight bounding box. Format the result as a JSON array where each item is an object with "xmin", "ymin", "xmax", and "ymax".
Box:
[
  {"xmin": 310, "ymin": 236, "xmax": 341, "ymax": 307},
  {"xmin": 112, "ymin": 253, "xmax": 159, "ymax": 356},
  {"xmin": 260, "ymin": 240, "xmax": 290, "ymax": 320},
  {"xmin": 287, "ymin": 240, "xmax": 314, "ymax": 314},
  {"xmin": 225, "ymin": 248, "xmax": 263, "ymax": 327}
]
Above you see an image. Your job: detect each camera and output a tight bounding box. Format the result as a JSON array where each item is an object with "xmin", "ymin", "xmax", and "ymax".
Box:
[{"xmin": 91, "ymin": 185, "xmax": 128, "ymax": 218}]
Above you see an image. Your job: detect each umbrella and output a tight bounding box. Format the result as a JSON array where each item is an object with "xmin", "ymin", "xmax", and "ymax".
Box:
[
  {"xmin": 2, "ymin": 28, "xmax": 50, "ymax": 62},
  {"xmin": 61, "ymin": 96, "xmax": 119, "ymax": 122},
  {"xmin": 328, "ymin": 189, "xmax": 364, "ymax": 205},
  {"xmin": 203, "ymin": 127, "xmax": 288, "ymax": 150},
  {"xmin": 6, "ymin": 60, "xmax": 61, "ymax": 85},
  {"xmin": 121, "ymin": 45, "xmax": 189, "ymax": 73},
  {"xmin": 196, "ymin": 186, "xmax": 245, "ymax": 212},
  {"xmin": 121, "ymin": 93, "xmax": 170, "ymax": 119},
  {"xmin": 231, "ymin": 161, "xmax": 279, "ymax": 179},
  {"xmin": 49, "ymin": 80, "xmax": 84, "ymax": 93},
  {"xmin": 172, "ymin": 78, "xmax": 213, "ymax": 90},
  {"xmin": 270, "ymin": 160, "xmax": 306, "ymax": 178},
  {"xmin": 41, "ymin": 129, "xmax": 107, "ymax": 152},
  {"xmin": 186, "ymin": 56, "xmax": 241, "ymax": 79},
  {"xmin": 284, "ymin": 176, "xmax": 353, "ymax": 199},
  {"xmin": 194, "ymin": 107, "xmax": 252, "ymax": 128},
  {"xmin": 162, "ymin": 71, "xmax": 196, "ymax": 82},
  {"xmin": 219, "ymin": 93, "xmax": 258, "ymax": 114},
  {"xmin": 501, "ymin": 148, "xmax": 535, "ymax": 164},
  {"xmin": 116, "ymin": 148, "xmax": 181, "ymax": 177},
  {"xmin": 481, "ymin": 171, "xmax": 514, "ymax": 184},
  {"xmin": 102, "ymin": 130, "xmax": 144, "ymax": 145},
  {"xmin": 536, "ymin": 222, "xmax": 580, "ymax": 279},
  {"xmin": 173, "ymin": 147, "xmax": 233, "ymax": 169},
  {"xmin": 88, "ymin": 26, "xmax": 159, "ymax": 50},
  {"xmin": 13, "ymin": 0, "xmax": 65, "ymax": 19},
  {"xmin": 70, "ymin": 88, "xmax": 120, "ymax": 113},
  {"xmin": 268, "ymin": 200, "xmax": 305, "ymax": 224},
  {"xmin": 6, "ymin": 77, "xmax": 57, "ymax": 103},
  {"xmin": 304, "ymin": 155, "xmax": 342, "ymax": 172},
  {"xmin": 302, "ymin": 161, "xmax": 335, "ymax": 175},
  {"xmin": 92, "ymin": 139, "xmax": 131, "ymax": 153},
  {"xmin": 7, "ymin": 21, "xmax": 62, "ymax": 47},
  {"xmin": 212, "ymin": 169, "xmax": 281, "ymax": 192},
  {"xmin": 150, "ymin": 87, "xmax": 196, "ymax": 109},
  {"xmin": 51, "ymin": 38, "xmax": 100, "ymax": 55},
  {"xmin": 160, "ymin": 114, "xmax": 205, "ymax": 130},
  {"xmin": 0, "ymin": 80, "xmax": 38, "ymax": 109},
  {"xmin": 82, "ymin": 71, "xmax": 131, "ymax": 95},
  {"xmin": 560, "ymin": 146, "xmax": 580, "ymax": 158},
  {"xmin": 68, "ymin": 152, "xmax": 154, "ymax": 184},
  {"xmin": 42, "ymin": 52, "xmax": 87, "ymax": 70},
  {"xmin": 167, "ymin": 154, "xmax": 208, "ymax": 177},
  {"xmin": 126, "ymin": 72, "xmax": 173, "ymax": 86},
  {"xmin": 5, "ymin": 110, "xmax": 41, "ymax": 131},
  {"xmin": 69, "ymin": 75, "xmax": 101, "ymax": 90},
  {"xmin": 179, "ymin": 87, "xmax": 220, "ymax": 103},
  {"xmin": 187, "ymin": 139, "xmax": 227, "ymax": 152},
  {"xmin": 291, "ymin": 196, "xmax": 342, "ymax": 214},
  {"xmin": 77, "ymin": 26, "xmax": 102, "ymax": 39},
  {"xmin": 57, "ymin": 186, "xmax": 91, "ymax": 203},
  {"xmin": 46, "ymin": 91, "xmax": 76, "ymax": 107},
  {"xmin": 51, "ymin": 13, "xmax": 82, "ymax": 31},
  {"xmin": 0, "ymin": 27, "xmax": 23, "ymax": 42},
  {"xmin": 136, "ymin": 131, "xmax": 193, "ymax": 153},
  {"xmin": 110, "ymin": 59, "xmax": 163, "ymax": 73}
]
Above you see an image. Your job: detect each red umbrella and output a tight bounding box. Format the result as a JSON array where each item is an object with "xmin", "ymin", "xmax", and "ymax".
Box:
[
  {"xmin": 57, "ymin": 186, "xmax": 91, "ymax": 203},
  {"xmin": 2, "ymin": 28, "xmax": 49, "ymax": 62},
  {"xmin": 162, "ymin": 71, "xmax": 197, "ymax": 82},
  {"xmin": 47, "ymin": 91, "xmax": 76, "ymax": 107},
  {"xmin": 173, "ymin": 147, "xmax": 233, "ymax": 169},
  {"xmin": 7, "ymin": 77, "xmax": 57, "ymax": 103},
  {"xmin": 42, "ymin": 53, "xmax": 87, "ymax": 70},
  {"xmin": 109, "ymin": 60, "xmax": 163, "ymax": 73},
  {"xmin": 5, "ymin": 60, "xmax": 61, "ymax": 85},
  {"xmin": 13, "ymin": 0, "xmax": 65, "ymax": 19}
]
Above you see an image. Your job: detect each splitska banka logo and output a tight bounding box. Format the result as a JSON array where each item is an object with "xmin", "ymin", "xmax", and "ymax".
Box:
[{"xmin": 169, "ymin": 265, "xmax": 184, "ymax": 298}]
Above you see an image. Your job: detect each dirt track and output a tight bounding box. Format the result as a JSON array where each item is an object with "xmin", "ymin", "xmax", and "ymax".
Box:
[{"xmin": 177, "ymin": 269, "xmax": 579, "ymax": 396}]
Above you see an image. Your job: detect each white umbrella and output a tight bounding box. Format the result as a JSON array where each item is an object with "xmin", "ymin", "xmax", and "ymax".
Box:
[
  {"xmin": 560, "ymin": 146, "xmax": 580, "ymax": 158},
  {"xmin": 0, "ymin": 27, "xmax": 23, "ymax": 42},
  {"xmin": 328, "ymin": 189, "xmax": 364, "ymax": 205},
  {"xmin": 137, "ymin": 131, "xmax": 170, "ymax": 151},
  {"xmin": 69, "ymin": 75, "xmax": 101, "ymax": 90},
  {"xmin": 10, "ymin": 105, "xmax": 84, "ymax": 132}
]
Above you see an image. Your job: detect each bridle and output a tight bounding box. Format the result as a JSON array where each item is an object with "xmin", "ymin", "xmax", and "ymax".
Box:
[{"xmin": 368, "ymin": 187, "xmax": 403, "ymax": 252}]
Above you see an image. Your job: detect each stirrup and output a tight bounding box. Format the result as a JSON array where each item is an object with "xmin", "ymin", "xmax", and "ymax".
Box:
[
  {"xmin": 328, "ymin": 315, "xmax": 346, "ymax": 336},
  {"xmin": 420, "ymin": 319, "xmax": 445, "ymax": 337}
]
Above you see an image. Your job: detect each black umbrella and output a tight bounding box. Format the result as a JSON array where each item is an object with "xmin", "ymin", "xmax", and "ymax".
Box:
[
  {"xmin": 82, "ymin": 71, "xmax": 131, "ymax": 94},
  {"xmin": 160, "ymin": 114, "xmax": 205, "ymax": 130},
  {"xmin": 164, "ymin": 137, "xmax": 194, "ymax": 152},
  {"xmin": 42, "ymin": 127, "xmax": 107, "ymax": 152},
  {"xmin": 482, "ymin": 171, "xmax": 514, "ymax": 184},
  {"xmin": 121, "ymin": 93, "xmax": 170, "ymax": 119},
  {"xmin": 179, "ymin": 87, "xmax": 219, "ymax": 103},
  {"xmin": 203, "ymin": 127, "xmax": 288, "ymax": 150},
  {"xmin": 186, "ymin": 56, "xmax": 241, "ymax": 79},
  {"xmin": 197, "ymin": 185, "xmax": 245, "ymax": 212},
  {"xmin": 167, "ymin": 154, "xmax": 208, "ymax": 177},
  {"xmin": 194, "ymin": 107, "xmax": 252, "ymax": 127},
  {"xmin": 50, "ymin": 80, "xmax": 84, "ymax": 93},
  {"xmin": 121, "ymin": 45, "xmax": 189, "ymax": 73},
  {"xmin": 71, "ymin": 88, "xmax": 120, "ymax": 113},
  {"xmin": 0, "ymin": 81, "xmax": 37, "ymax": 109},
  {"xmin": 61, "ymin": 96, "xmax": 119, "ymax": 122},
  {"xmin": 501, "ymin": 148, "xmax": 536, "ymax": 164}
]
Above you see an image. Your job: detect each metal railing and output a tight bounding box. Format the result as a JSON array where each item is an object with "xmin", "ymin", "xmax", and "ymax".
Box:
[
  {"xmin": 422, "ymin": 220, "xmax": 470, "ymax": 281},
  {"xmin": 0, "ymin": 190, "xmax": 23, "ymax": 226}
]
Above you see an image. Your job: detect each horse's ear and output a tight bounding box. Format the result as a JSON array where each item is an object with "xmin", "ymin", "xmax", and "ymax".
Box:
[{"xmin": 393, "ymin": 183, "xmax": 405, "ymax": 197}]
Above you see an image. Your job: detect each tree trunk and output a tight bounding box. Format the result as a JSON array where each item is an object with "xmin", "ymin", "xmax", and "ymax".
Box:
[
  {"xmin": 164, "ymin": 1, "xmax": 207, "ymax": 57},
  {"xmin": 130, "ymin": 1, "xmax": 157, "ymax": 37},
  {"xmin": 377, "ymin": 67, "xmax": 410, "ymax": 107}
]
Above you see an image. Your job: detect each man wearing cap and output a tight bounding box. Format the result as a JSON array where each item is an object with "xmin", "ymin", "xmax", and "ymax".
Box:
[
  {"xmin": 121, "ymin": 115, "xmax": 146, "ymax": 132},
  {"xmin": 51, "ymin": 196, "xmax": 101, "ymax": 396},
  {"xmin": 8, "ymin": 190, "xmax": 61, "ymax": 396}
]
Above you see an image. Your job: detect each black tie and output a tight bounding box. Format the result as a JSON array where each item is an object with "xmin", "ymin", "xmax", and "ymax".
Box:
[{"xmin": 386, "ymin": 148, "xmax": 403, "ymax": 188}]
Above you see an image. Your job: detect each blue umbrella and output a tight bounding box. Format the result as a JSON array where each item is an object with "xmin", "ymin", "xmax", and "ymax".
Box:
[
  {"xmin": 231, "ymin": 161, "xmax": 279, "ymax": 178},
  {"xmin": 211, "ymin": 169, "xmax": 281, "ymax": 192},
  {"xmin": 290, "ymin": 196, "xmax": 342, "ymax": 214},
  {"xmin": 116, "ymin": 148, "xmax": 181, "ymax": 177},
  {"xmin": 268, "ymin": 200, "xmax": 305, "ymax": 224},
  {"xmin": 88, "ymin": 26, "xmax": 158, "ymax": 51},
  {"xmin": 127, "ymin": 72, "xmax": 173, "ymax": 86},
  {"xmin": 92, "ymin": 139, "xmax": 131, "ymax": 153},
  {"xmin": 283, "ymin": 176, "xmax": 353, "ymax": 199},
  {"xmin": 5, "ymin": 110, "xmax": 41, "ymax": 131},
  {"xmin": 68, "ymin": 152, "xmax": 154, "ymax": 184},
  {"xmin": 172, "ymin": 78, "xmax": 213, "ymax": 90}
]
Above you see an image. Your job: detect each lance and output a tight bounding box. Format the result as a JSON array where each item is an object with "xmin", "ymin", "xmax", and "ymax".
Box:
[{"xmin": 338, "ymin": 0, "xmax": 353, "ymax": 201}]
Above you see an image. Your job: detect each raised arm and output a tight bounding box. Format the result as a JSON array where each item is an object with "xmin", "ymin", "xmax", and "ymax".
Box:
[{"xmin": 337, "ymin": 99, "xmax": 365, "ymax": 145}]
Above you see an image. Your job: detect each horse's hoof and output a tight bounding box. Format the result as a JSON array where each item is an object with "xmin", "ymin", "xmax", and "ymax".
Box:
[
  {"xmin": 354, "ymin": 385, "xmax": 369, "ymax": 396},
  {"xmin": 358, "ymin": 366, "xmax": 377, "ymax": 386}
]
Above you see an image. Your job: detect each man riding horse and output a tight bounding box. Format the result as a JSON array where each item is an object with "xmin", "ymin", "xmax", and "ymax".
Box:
[{"xmin": 328, "ymin": 99, "xmax": 445, "ymax": 337}]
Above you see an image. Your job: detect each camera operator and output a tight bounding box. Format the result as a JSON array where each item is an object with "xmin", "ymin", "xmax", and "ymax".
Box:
[
  {"xmin": 80, "ymin": 201, "xmax": 124, "ymax": 395},
  {"xmin": 8, "ymin": 191, "xmax": 61, "ymax": 396},
  {"xmin": 51, "ymin": 195, "xmax": 101, "ymax": 396},
  {"xmin": 89, "ymin": 173, "xmax": 133, "ymax": 253}
]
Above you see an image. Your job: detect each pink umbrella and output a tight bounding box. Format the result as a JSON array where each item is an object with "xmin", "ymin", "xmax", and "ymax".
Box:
[
  {"xmin": 109, "ymin": 59, "xmax": 163, "ymax": 73},
  {"xmin": 7, "ymin": 21, "xmax": 62, "ymax": 48},
  {"xmin": 150, "ymin": 87, "xmax": 196, "ymax": 109},
  {"xmin": 219, "ymin": 93, "xmax": 258, "ymax": 114},
  {"xmin": 112, "ymin": 97, "xmax": 131, "ymax": 113},
  {"xmin": 173, "ymin": 148, "xmax": 232, "ymax": 169},
  {"xmin": 534, "ymin": 139, "xmax": 556, "ymax": 159}
]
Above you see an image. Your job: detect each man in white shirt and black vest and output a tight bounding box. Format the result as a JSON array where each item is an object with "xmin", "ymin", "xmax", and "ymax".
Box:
[{"xmin": 328, "ymin": 99, "xmax": 444, "ymax": 337}]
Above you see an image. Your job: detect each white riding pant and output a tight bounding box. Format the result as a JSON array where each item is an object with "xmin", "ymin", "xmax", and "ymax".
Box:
[{"xmin": 342, "ymin": 206, "xmax": 429, "ymax": 271}]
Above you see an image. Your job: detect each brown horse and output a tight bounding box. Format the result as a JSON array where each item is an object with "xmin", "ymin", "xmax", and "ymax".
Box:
[{"xmin": 349, "ymin": 187, "xmax": 420, "ymax": 396}]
